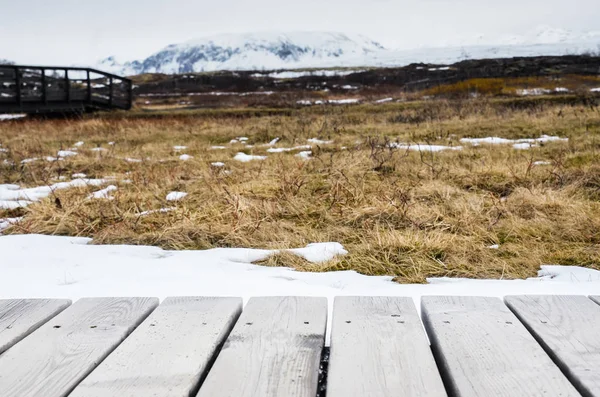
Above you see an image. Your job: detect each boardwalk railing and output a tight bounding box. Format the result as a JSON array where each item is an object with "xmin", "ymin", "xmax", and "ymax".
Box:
[{"xmin": 0, "ymin": 65, "xmax": 133, "ymax": 114}]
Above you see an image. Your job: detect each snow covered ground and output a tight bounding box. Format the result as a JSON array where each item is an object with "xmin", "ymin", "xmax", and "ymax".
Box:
[
  {"xmin": 1, "ymin": 234, "xmax": 598, "ymax": 312},
  {"xmin": 389, "ymin": 143, "xmax": 463, "ymax": 152},
  {"xmin": 0, "ymin": 179, "xmax": 107, "ymax": 209},
  {"xmin": 460, "ymin": 135, "xmax": 568, "ymax": 150},
  {"xmin": 0, "ymin": 114, "xmax": 26, "ymax": 121}
]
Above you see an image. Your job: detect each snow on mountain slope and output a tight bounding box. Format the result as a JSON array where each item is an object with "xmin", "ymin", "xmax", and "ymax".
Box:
[
  {"xmin": 101, "ymin": 32, "xmax": 384, "ymax": 75},
  {"xmin": 97, "ymin": 28, "xmax": 600, "ymax": 76}
]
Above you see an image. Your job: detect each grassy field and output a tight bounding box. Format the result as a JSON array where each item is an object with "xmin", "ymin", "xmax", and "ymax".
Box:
[{"xmin": 1, "ymin": 96, "xmax": 599, "ymax": 282}]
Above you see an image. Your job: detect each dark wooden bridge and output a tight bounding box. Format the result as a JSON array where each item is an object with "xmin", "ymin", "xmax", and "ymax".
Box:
[{"xmin": 0, "ymin": 65, "xmax": 133, "ymax": 114}]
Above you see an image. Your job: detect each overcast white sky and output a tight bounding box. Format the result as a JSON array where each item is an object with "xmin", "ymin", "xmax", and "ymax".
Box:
[{"xmin": 1, "ymin": 0, "xmax": 598, "ymax": 65}]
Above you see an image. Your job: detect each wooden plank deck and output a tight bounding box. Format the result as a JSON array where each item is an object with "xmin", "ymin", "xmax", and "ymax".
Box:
[
  {"xmin": 196, "ymin": 297, "xmax": 327, "ymax": 397},
  {"xmin": 506, "ymin": 295, "xmax": 600, "ymax": 397},
  {"xmin": 69, "ymin": 297, "xmax": 242, "ymax": 397},
  {"xmin": 0, "ymin": 298, "xmax": 158, "ymax": 397},
  {"xmin": 0, "ymin": 299, "xmax": 71, "ymax": 355},
  {"xmin": 421, "ymin": 296, "xmax": 581, "ymax": 397},
  {"xmin": 0, "ymin": 295, "xmax": 599, "ymax": 397},
  {"xmin": 327, "ymin": 296, "xmax": 447, "ymax": 397}
]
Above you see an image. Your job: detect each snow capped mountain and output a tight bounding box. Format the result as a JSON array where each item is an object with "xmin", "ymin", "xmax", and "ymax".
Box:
[
  {"xmin": 97, "ymin": 28, "xmax": 600, "ymax": 76},
  {"xmin": 101, "ymin": 32, "xmax": 385, "ymax": 75}
]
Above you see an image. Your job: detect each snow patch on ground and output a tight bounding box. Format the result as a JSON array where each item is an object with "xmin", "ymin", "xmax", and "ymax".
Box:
[
  {"xmin": 288, "ymin": 242, "xmax": 348, "ymax": 263},
  {"xmin": 0, "ymin": 114, "xmax": 26, "ymax": 121},
  {"xmin": 57, "ymin": 150, "xmax": 77, "ymax": 158},
  {"xmin": 0, "ymin": 217, "xmax": 22, "ymax": 232},
  {"xmin": 389, "ymin": 143, "xmax": 463, "ymax": 152},
  {"xmin": 308, "ymin": 138, "xmax": 333, "ymax": 145},
  {"xmin": 329, "ymin": 98, "xmax": 360, "ymax": 104},
  {"xmin": 536, "ymin": 265, "xmax": 600, "ymax": 282},
  {"xmin": 211, "ymin": 162, "xmax": 225, "ymax": 167},
  {"xmin": 0, "ymin": 234, "xmax": 599, "ymax": 344},
  {"xmin": 88, "ymin": 185, "xmax": 117, "ymax": 200},
  {"xmin": 0, "ymin": 178, "xmax": 108, "ymax": 209},
  {"xmin": 517, "ymin": 88, "xmax": 551, "ymax": 96},
  {"xmin": 138, "ymin": 207, "xmax": 177, "ymax": 216},
  {"xmin": 297, "ymin": 99, "xmax": 360, "ymax": 106},
  {"xmin": 267, "ymin": 145, "xmax": 311, "ymax": 153},
  {"xmin": 461, "ymin": 135, "xmax": 568, "ymax": 147},
  {"xmin": 210, "ymin": 146, "xmax": 226, "ymax": 150},
  {"xmin": 179, "ymin": 154, "xmax": 193, "ymax": 161},
  {"xmin": 166, "ymin": 191, "xmax": 188, "ymax": 201},
  {"xmin": 234, "ymin": 152, "xmax": 267, "ymax": 162},
  {"xmin": 513, "ymin": 142, "xmax": 535, "ymax": 150},
  {"xmin": 296, "ymin": 151, "xmax": 312, "ymax": 160},
  {"xmin": 173, "ymin": 146, "xmax": 187, "ymax": 151},
  {"xmin": 256, "ymin": 69, "xmax": 365, "ymax": 79}
]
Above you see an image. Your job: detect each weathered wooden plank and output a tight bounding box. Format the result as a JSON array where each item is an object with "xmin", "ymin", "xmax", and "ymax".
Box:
[
  {"xmin": 421, "ymin": 296, "xmax": 581, "ymax": 397},
  {"xmin": 69, "ymin": 297, "xmax": 242, "ymax": 397},
  {"xmin": 196, "ymin": 297, "xmax": 327, "ymax": 397},
  {"xmin": 0, "ymin": 299, "xmax": 71, "ymax": 355},
  {"xmin": 0, "ymin": 297, "xmax": 158, "ymax": 397},
  {"xmin": 505, "ymin": 295, "xmax": 600, "ymax": 397},
  {"xmin": 327, "ymin": 296, "xmax": 447, "ymax": 397}
]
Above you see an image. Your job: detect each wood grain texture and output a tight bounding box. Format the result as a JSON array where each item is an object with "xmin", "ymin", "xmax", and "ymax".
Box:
[
  {"xmin": 421, "ymin": 296, "xmax": 581, "ymax": 397},
  {"xmin": 0, "ymin": 299, "xmax": 71, "ymax": 355},
  {"xmin": 505, "ymin": 295, "xmax": 600, "ymax": 397},
  {"xmin": 69, "ymin": 297, "xmax": 242, "ymax": 397},
  {"xmin": 327, "ymin": 296, "xmax": 447, "ymax": 397},
  {"xmin": 196, "ymin": 297, "xmax": 327, "ymax": 397},
  {"xmin": 0, "ymin": 297, "xmax": 158, "ymax": 397}
]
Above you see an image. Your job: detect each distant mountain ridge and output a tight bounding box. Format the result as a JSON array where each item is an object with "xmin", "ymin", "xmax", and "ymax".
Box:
[
  {"xmin": 97, "ymin": 27, "xmax": 600, "ymax": 76},
  {"xmin": 98, "ymin": 32, "xmax": 385, "ymax": 75}
]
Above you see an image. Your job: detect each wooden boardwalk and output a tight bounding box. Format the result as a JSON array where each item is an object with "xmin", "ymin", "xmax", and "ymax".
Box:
[
  {"xmin": 0, "ymin": 296, "xmax": 598, "ymax": 397},
  {"xmin": 0, "ymin": 65, "xmax": 132, "ymax": 114}
]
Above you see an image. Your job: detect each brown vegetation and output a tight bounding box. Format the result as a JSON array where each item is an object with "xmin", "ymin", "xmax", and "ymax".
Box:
[{"xmin": 1, "ymin": 97, "xmax": 599, "ymax": 283}]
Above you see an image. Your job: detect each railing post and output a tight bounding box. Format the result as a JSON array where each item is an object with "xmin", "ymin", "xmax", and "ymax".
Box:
[
  {"xmin": 65, "ymin": 69, "xmax": 70, "ymax": 102},
  {"xmin": 109, "ymin": 76, "xmax": 113, "ymax": 106},
  {"xmin": 87, "ymin": 70, "xmax": 92, "ymax": 104},
  {"xmin": 127, "ymin": 79, "xmax": 133, "ymax": 109},
  {"xmin": 41, "ymin": 68, "xmax": 47, "ymax": 105},
  {"xmin": 14, "ymin": 66, "xmax": 22, "ymax": 107}
]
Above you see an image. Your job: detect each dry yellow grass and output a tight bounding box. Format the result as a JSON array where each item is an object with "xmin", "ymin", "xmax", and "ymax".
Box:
[
  {"xmin": 1, "ymin": 98, "xmax": 599, "ymax": 282},
  {"xmin": 422, "ymin": 75, "xmax": 600, "ymax": 97}
]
